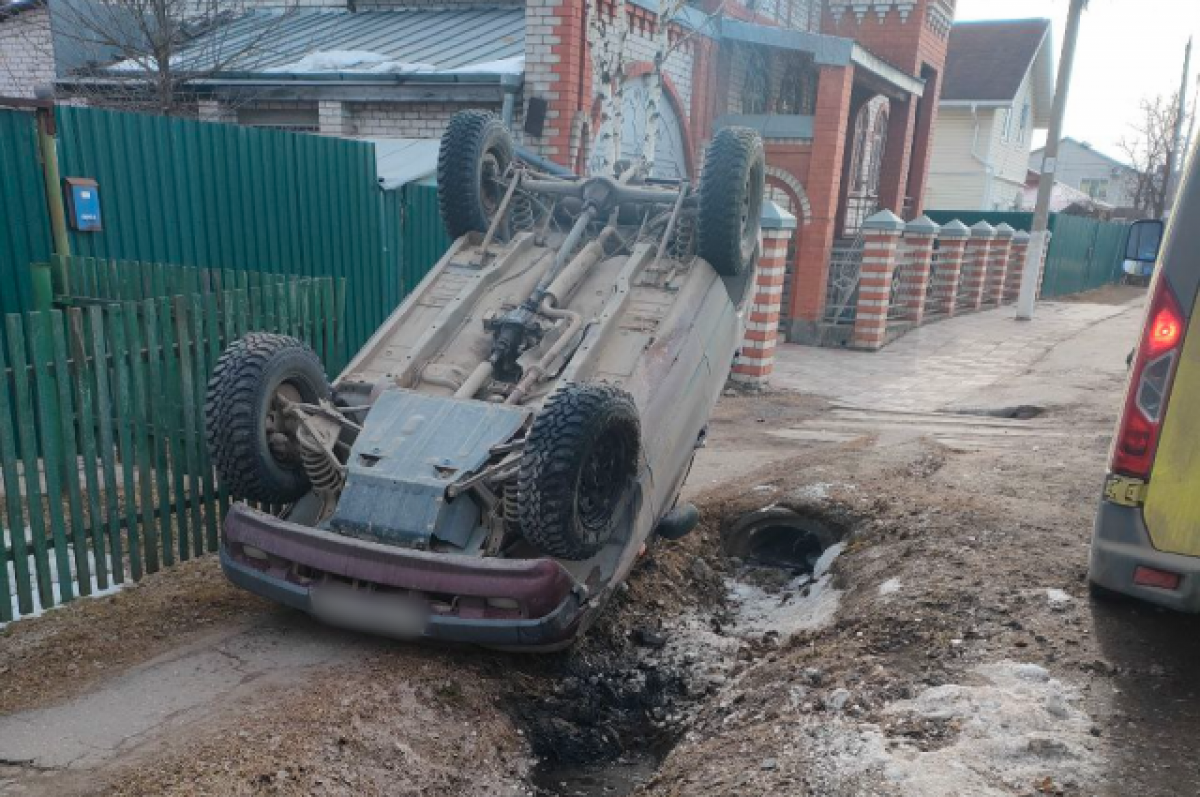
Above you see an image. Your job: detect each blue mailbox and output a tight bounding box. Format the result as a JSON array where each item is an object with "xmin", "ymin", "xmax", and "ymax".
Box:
[{"xmin": 63, "ymin": 177, "xmax": 102, "ymax": 232}]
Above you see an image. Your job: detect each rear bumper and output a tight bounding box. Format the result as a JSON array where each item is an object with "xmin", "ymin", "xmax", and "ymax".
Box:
[
  {"xmin": 221, "ymin": 503, "xmax": 586, "ymax": 647},
  {"xmin": 1090, "ymin": 496, "xmax": 1200, "ymax": 612}
]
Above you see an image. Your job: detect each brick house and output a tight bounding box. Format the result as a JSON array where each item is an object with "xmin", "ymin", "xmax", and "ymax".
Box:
[
  {"xmin": 29, "ymin": 0, "xmax": 953, "ymax": 344},
  {"xmin": 0, "ymin": 1, "xmax": 56, "ymax": 98}
]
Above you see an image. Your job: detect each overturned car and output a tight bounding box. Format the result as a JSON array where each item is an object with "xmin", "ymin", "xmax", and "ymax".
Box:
[{"xmin": 208, "ymin": 110, "xmax": 766, "ymax": 649}]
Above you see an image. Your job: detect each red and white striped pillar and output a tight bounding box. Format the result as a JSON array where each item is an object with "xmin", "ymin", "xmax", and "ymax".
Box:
[
  {"xmin": 961, "ymin": 221, "xmax": 996, "ymax": 312},
  {"xmin": 1004, "ymin": 230, "xmax": 1030, "ymax": 304},
  {"xmin": 732, "ymin": 202, "xmax": 797, "ymax": 387},
  {"xmin": 852, "ymin": 209, "xmax": 905, "ymax": 351},
  {"xmin": 897, "ymin": 215, "xmax": 940, "ymax": 324},
  {"xmin": 929, "ymin": 219, "xmax": 970, "ymax": 317},
  {"xmin": 985, "ymin": 223, "xmax": 1014, "ymax": 306}
]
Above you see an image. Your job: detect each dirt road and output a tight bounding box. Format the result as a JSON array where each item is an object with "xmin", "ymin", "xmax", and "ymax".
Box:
[{"xmin": 4, "ymin": 291, "xmax": 1197, "ymax": 796}]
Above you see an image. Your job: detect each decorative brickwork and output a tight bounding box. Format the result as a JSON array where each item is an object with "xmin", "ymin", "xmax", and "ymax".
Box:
[
  {"xmin": 852, "ymin": 210, "xmax": 904, "ymax": 350},
  {"xmin": 960, "ymin": 221, "xmax": 995, "ymax": 312},
  {"xmin": 928, "ymin": 219, "xmax": 969, "ymax": 317},
  {"xmin": 732, "ymin": 204, "xmax": 797, "ymax": 386},
  {"xmin": 896, "ymin": 215, "xmax": 938, "ymax": 324},
  {"xmin": 985, "ymin": 223, "xmax": 1014, "ymax": 306}
]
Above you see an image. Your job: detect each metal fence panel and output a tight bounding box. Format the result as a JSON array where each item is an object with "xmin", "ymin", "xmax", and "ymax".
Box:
[
  {"xmin": 0, "ymin": 111, "xmax": 51, "ymax": 323},
  {"xmin": 400, "ymin": 183, "xmax": 452, "ymax": 292},
  {"xmin": 53, "ymin": 106, "xmax": 391, "ymax": 358}
]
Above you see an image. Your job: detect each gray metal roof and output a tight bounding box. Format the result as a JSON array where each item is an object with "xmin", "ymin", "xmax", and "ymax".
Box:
[
  {"xmin": 160, "ymin": 7, "xmax": 524, "ymax": 74},
  {"xmin": 366, "ymin": 137, "xmax": 440, "ymax": 190}
]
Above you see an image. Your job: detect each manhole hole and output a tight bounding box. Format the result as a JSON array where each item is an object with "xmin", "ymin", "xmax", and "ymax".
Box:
[{"xmin": 723, "ymin": 508, "xmax": 841, "ymax": 572}]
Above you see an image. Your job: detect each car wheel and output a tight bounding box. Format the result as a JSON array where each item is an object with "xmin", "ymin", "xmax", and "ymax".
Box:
[
  {"xmin": 516, "ymin": 383, "xmax": 641, "ymax": 560},
  {"xmin": 697, "ymin": 126, "xmax": 766, "ymax": 277},
  {"xmin": 437, "ymin": 109, "xmax": 515, "ymax": 240},
  {"xmin": 205, "ymin": 333, "xmax": 330, "ymax": 504}
]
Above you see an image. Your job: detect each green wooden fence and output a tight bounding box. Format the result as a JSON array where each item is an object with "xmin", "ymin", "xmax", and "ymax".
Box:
[
  {"xmin": 0, "ymin": 111, "xmax": 52, "ymax": 326},
  {"xmin": 1, "ymin": 260, "xmax": 343, "ymax": 622}
]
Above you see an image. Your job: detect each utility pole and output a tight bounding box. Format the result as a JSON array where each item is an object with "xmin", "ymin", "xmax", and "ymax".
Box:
[
  {"xmin": 1166, "ymin": 37, "xmax": 1192, "ymax": 216},
  {"xmin": 1017, "ymin": 0, "xmax": 1086, "ymax": 321}
]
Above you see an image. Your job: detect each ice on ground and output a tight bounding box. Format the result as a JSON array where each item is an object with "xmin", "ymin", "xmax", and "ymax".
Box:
[
  {"xmin": 3, "ymin": 527, "xmax": 124, "ymax": 627},
  {"xmin": 803, "ymin": 660, "xmax": 1101, "ymax": 796},
  {"xmin": 878, "ymin": 577, "xmax": 903, "ymax": 596},
  {"xmin": 728, "ymin": 543, "xmax": 845, "ymax": 638},
  {"xmin": 446, "ymin": 56, "xmax": 525, "ymax": 75},
  {"xmin": 266, "ymin": 51, "xmax": 436, "ymax": 74},
  {"xmin": 1046, "ymin": 588, "xmax": 1072, "ymax": 605}
]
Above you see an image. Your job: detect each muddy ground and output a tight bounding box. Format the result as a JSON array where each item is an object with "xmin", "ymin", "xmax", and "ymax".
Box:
[{"xmin": 3, "ymin": 295, "xmax": 1199, "ymax": 796}]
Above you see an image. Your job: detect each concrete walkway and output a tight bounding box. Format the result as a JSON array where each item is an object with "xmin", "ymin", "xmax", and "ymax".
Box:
[{"xmin": 770, "ymin": 298, "xmax": 1144, "ymax": 413}]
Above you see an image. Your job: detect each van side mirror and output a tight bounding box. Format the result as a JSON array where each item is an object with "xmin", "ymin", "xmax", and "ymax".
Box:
[{"xmin": 1126, "ymin": 219, "xmax": 1164, "ymax": 263}]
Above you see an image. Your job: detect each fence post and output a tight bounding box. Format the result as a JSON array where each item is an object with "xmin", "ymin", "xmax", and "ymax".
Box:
[
  {"xmin": 927, "ymin": 220, "xmax": 969, "ymax": 317},
  {"xmin": 1005, "ymin": 230, "xmax": 1030, "ymax": 304},
  {"xmin": 732, "ymin": 202, "xmax": 796, "ymax": 387},
  {"xmin": 986, "ymin": 223, "xmax": 1014, "ymax": 306},
  {"xmin": 899, "ymin": 215, "xmax": 939, "ymax": 325},
  {"xmin": 853, "ymin": 209, "xmax": 905, "ymax": 351},
  {"xmin": 962, "ymin": 221, "xmax": 995, "ymax": 312}
]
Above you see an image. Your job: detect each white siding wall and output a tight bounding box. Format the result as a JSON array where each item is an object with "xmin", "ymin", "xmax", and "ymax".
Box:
[
  {"xmin": 1030, "ymin": 140, "xmax": 1137, "ymax": 208},
  {"xmin": 925, "ymin": 107, "xmax": 989, "ymax": 210}
]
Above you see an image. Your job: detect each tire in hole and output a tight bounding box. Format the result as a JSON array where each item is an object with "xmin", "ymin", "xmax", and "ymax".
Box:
[
  {"xmin": 516, "ymin": 383, "xmax": 641, "ymax": 560},
  {"xmin": 205, "ymin": 333, "xmax": 330, "ymax": 505}
]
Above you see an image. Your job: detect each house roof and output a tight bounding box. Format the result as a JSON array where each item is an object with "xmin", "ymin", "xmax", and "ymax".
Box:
[
  {"xmin": 941, "ymin": 18, "xmax": 1054, "ymax": 124},
  {"xmin": 125, "ymin": 7, "xmax": 525, "ymax": 76}
]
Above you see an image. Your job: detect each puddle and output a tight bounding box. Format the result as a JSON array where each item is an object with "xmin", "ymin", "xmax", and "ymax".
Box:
[{"xmin": 950, "ymin": 404, "xmax": 1045, "ymax": 420}]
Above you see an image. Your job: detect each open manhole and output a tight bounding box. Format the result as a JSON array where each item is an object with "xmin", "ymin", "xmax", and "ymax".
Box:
[{"xmin": 722, "ymin": 508, "xmax": 841, "ymax": 572}]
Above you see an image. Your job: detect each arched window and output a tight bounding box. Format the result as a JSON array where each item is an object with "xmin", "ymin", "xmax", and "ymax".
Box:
[
  {"xmin": 843, "ymin": 96, "xmax": 890, "ymax": 235},
  {"xmin": 778, "ymin": 58, "xmax": 818, "ymax": 115}
]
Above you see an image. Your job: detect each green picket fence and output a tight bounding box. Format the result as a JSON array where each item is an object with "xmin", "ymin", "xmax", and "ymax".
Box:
[{"xmin": 0, "ymin": 266, "xmax": 344, "ymax": 622}]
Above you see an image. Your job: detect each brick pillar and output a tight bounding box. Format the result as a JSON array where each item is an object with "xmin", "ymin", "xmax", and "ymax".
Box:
[
  {"xmin": 929, "ymin": 220, "xmax": 969, "ymax": 318},
  {"xmin": 786, "ymin": 64, "xmax": 855, "ymax": 338},
  {"xmin": 733, "ymin": 203, "xmax": 797, "ymax": 386},
  {"xmin": 984, "ymin": 223, "xmax": 1014, "ymax": 306},
  {"xmin": 1004, "ymin": 230, "xmax": 1029, "ymax": 304},
  {"xmin": 897, "ymin": 215, "xmax": 939, "ymax": 324},
  {"xmin": 852, "ymin": 210, "xmax": 905, "ymax": 351},
  {"xmin": 318, "ymin": 101, "xmax": 352, "ymax": 136},
  {"xmin": 960, "ymin": 221, "xmax": 995, "ymax": 312}
]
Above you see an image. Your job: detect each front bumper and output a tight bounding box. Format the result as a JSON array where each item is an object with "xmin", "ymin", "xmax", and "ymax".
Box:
[
  {"xmin": 1090, "ymin": 496, "xmax": 1200, "ymax": 612},
  {"xmin": 221, "ymin": 503, "xmax": 586, "ymax": 647}
]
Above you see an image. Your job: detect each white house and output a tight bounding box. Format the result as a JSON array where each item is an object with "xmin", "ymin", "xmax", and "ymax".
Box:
[
  {"xmin": 925, "ymin": 18, "xmax": 1054, "ymax": 212},
  {"xmin": 1028, "ymin": 137, "xmax": 1138, "ymax": 211}
]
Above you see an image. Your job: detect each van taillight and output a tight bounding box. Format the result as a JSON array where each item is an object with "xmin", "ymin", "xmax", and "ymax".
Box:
[{"xmin": 1112, "ymin": 281, "xmax": 1186, "ymax": 479}]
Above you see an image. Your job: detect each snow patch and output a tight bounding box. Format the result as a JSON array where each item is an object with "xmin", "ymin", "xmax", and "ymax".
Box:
[
  {"xmin": 1045, "ymin": 588, "xmax": 1072, "ymax": 605},
  {"xmin": 727, "ymin": 543, "xmax": 845, "ymax": 638},
  {"xmin": 3, "ymin": 527, "xmax": 125, "ymax": 627},
  {"xmin": 266, "ymin": 51, "xmax": 436, "ymax": 74},
  {"xmin": 878, "ymin": 577, "xmax": 902, "ymax": 596},
  {"xmin": 814, "ymin": 660, "xmax": 1101, "ymax": 796},
  {"xmin": 445, "ymin": 55, "xmax": 525, "ymax": 75}
]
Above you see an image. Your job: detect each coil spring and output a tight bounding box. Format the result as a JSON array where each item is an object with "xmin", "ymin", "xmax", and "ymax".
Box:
[
  {"xmin": 509, "ymin": 191, "xmax": 536, "ymax": 233},
  {"xmin": 669, "ymin": 211, "xmax": 698, "ymax": 261},
  {"xmin": 502, "ymin": 479, "xmax": 521, "ymax": 533},
  {"xmin": 300, "ymin": 434, "xmax": 342, "ymax": 492}
]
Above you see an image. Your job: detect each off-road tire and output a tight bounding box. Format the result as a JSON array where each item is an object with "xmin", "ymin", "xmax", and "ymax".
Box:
[
  {"xmin": 438, "ymin": 110, "xmax": 515, "ymax": 240},
  {"xmin": 205, "ymin": 333, "xmax": 330, "ymax": 504},
  {"xmin": 517, "ymin": 383, "xmax": 641, "ymax": 560},
  {"xmin": 697, "ymin": 127, "xmax": 766, "ymax": 277}
]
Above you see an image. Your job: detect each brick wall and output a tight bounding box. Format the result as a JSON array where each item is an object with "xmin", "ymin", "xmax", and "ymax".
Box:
[
  {"xmin": 0, "ymin": 6, "xmax": 56, "ymax": 99},
  {"xmin": 348, "ymin": 102, "xmax": 500, "ymax": 139}
]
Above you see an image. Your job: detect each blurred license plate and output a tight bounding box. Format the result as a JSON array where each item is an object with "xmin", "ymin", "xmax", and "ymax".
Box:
[{"xmin": 311, "ymin": 583, "xmax": 428, "ymax": 638}]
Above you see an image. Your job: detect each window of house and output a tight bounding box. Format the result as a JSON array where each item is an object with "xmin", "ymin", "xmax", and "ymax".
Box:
[
  {"xmin": 1001, "ymin": 108, "xmax": 1013, "ymax": 142},
  {"xmin": 1080, "ymin": 178, "xmax": 1110, "ymax": 200},
  {"xmin": 1017, "ymin": 103, "xmax": 1029, "ymax": 144},
  {"xmin": 777, "ymin": 58, "xmax": 818, "ymax": 115}
]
